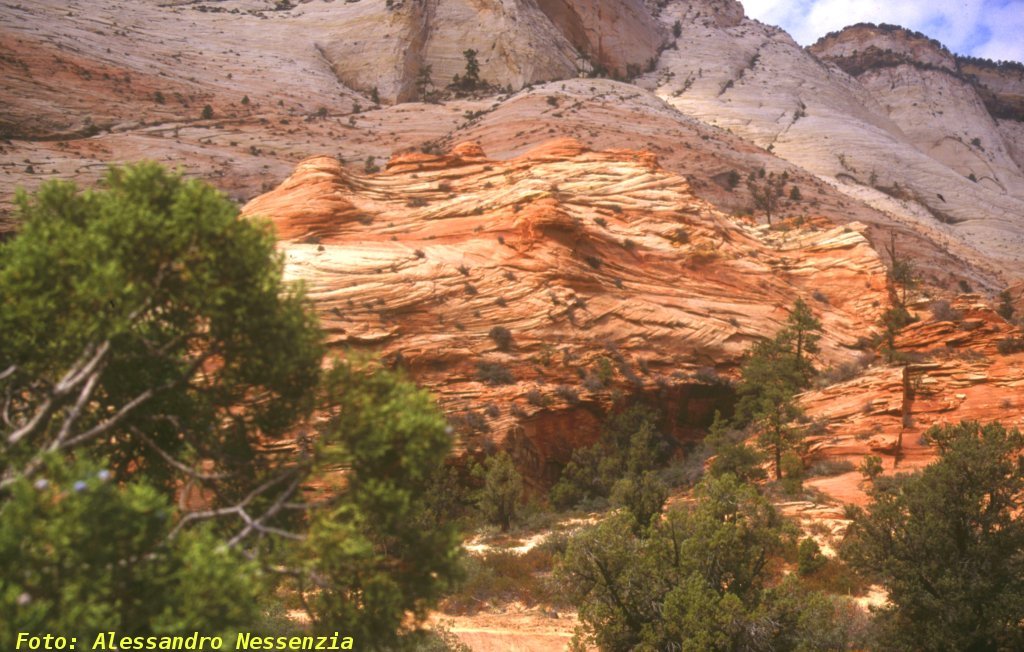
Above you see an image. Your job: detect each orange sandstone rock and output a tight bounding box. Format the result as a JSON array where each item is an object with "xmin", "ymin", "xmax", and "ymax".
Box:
[{"xmin": 244, "ymin": 139, "xmax": 891, "ymax": 481}]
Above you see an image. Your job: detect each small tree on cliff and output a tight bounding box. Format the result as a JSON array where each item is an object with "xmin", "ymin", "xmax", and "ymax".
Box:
[
  {"xmin": 734, "ymin": 300, "xmax": 821, "ymax": 481},
  {"xmin": 778, "ymin": 298, "xmax": 822, "ymax": 384},
  {"xmin": 415, "ymin": 64, "xmax": 435, "ymax": 101},
  {"xmin": 456, "ymin": 49, "xmax": 482, "ymax": 92},
  {"xmin": 997, "ymin": 288, "xmax": 1015, "ymax": 321},
  {"xmin": 736, "ymin": 299, "xmax": 822, "ymax": 421},
  {"xmin": 751, "ymin": 371, "xmax": 804, "ymax": 482},
  {"xmin": 880, "ymin": 301, "xmax": 913, "ymax": 363},
  {"xmin": 747, "ymin": 172, "xmax": 787, "ymax": 225},
  {"xmin": 886, "ymin": 232, "xmax": 917, "ymax": 307}
]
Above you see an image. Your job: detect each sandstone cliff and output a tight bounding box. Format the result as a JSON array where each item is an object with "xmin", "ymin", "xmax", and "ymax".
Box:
[
  {"xmin": 243, "ymin": 139, "xmax": 890, "ymax": 479},
  {"xmin": 651, "ymin": 5, "xmax": 1024, "ymax": 277},
  {"xmin": 799, "ymin": 297, "xmax": 1024, "ymax": 505},
  {"xmin": 2, "ymin": 0, "xmax": 1019, "ymax": 296}
]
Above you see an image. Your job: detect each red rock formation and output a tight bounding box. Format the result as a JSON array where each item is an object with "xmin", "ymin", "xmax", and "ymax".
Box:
[
  {"xmin": 244, "ymin": 139, "xmax": 890, "ymax": 480},
  {"xmin": 799, "ymin": 298, "xmax": 1024, "ymax": 504}
]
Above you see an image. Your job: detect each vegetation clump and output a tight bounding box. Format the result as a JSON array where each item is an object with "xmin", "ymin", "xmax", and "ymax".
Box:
[
  {"xmin": 844, "ymin": 421, "xmax": 1024, "ymax": 651},
  {"xmin": 550, "ymin": 405, "xmax": 669, "ymax": 511},
  {"xmin": 488, "ymin": 325, "xmax": 512, "ymax": 351},
  {"xmin": 556, "ymin": 473, "xmax": 867, "ymax": 650},
  {"xmin": 0, "ymin": 166, "xmax": 461, "ymax": 647}
]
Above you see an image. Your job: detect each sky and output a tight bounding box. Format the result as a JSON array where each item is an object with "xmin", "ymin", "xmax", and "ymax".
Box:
[{"xmin": 741, "ymin": 0, "xmax": 1024, "ymax": 63}]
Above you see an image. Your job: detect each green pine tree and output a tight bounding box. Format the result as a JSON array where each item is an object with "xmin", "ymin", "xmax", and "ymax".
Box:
[
  {"xmin": 476, "ymin": 451, "xmax": 523, "ymax": 532},
  {"xmin": 844, "ymin": 421, "xmax": 1024, "ymax": 651}
]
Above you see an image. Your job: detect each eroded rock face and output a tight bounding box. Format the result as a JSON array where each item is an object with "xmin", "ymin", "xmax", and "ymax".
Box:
[
  {"xmin": 810, "ymin": 25, "xmax": 1024, "ymax": 202},
  {"xmin": 653, "ymin": 7, "xmax": 1024, "ymax": 276},
  {"xmin": 317, "ymin": 0, "xmax": 667, "ymax": 102},
  {"xmin": 244, "ymin": 139, "xmax": 890, "ymax": 477},
  {"xmin": 799, "ymin": 298, "xmax": 1024, "ymax": 505},
  {"xmin": 1, "ymin": 0, "xmax": 1018, "ymax": 297}
]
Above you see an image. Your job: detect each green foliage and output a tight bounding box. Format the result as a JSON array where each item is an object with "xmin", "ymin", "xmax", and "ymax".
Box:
[
  {"xmin": 421, "ymin": 463, "xmax": 477, "ymax": 527},
  {"xmin": 881, "ymin": 302, "xmax": 914, "ymax": 362},
  {"xmin": 550, "ymin": 405, "xmax": 668, "ymax": 510},
  {"xmin": 0, "ymin": 457, "xmax": 263, "ymax": 648},
  {"xmin": 415, "ymin": 64, "xmax": 434, "ymax": 100},
  {"xmin": 0, "ymin": 163, "xmax": 322, "ymax": 489},
  {"xmin": 797, "ymin": 538, "xmax": 826, "ymax": 576},
  {"xmin": 997, "ymin": 336, "xmax": 1024, "ymax": 354},
  {"xmin": 444, "ymin": 546, "xmax": 560, "ymax": 614},
  {"xmin": 476, "ymin": 361, "xmax": 514, "ymax": 385},
  {"xmin": 298, "ymin": 362, "xmax": 462, "ymax": 643},
  {"xmin": 460, "ymin": 49, "xmax": 481, "ymax": 91},
  {"xmin": 736, "ymin": 300, "xmax": 820, "ymax": 415},
  {"xmin": 733, "ymin": 300, "xmax": 821, "ymax": 480},
  {"xmin": 806, "ymin": 457, "xmax": 856, "ymax": 477},
  {"xmin": 997, "ymin": 288, "xmax": 1015, "ymax": 321},
  {"xmin": 748, "ymin": 369, "xmax": 804, "ymax": 482},
  {"xmin": 756, "ymin": 576, "xmax": 871, "ymax": 651},
  {"xmin": 558, "ymin": 474, "xmax": 860, "ymax": 650},
  {"xmin": 705, "ymin": 411, "xmax": 766, "ymax": 483},
  {"xmin": 488, "ymin": 325, "xmax": 513, "ymax": 351},
  {"xmin": 201, "ymin": 104, "xmax": 213, "ymax": 119},
  {"xmin": 747, "ymin": 172, "xmax": 786, "ymax": 224},
  {"xmin": 594, "ymin": 356, "xmax": 615, "ymax": 385},
  {"xmin": 858, "ymin": 454, "xmax": 883, "ymax": 481},
  {"xmin": 779, "ymin": 450, "xmax": 804, "ymax": 494},
  {"xmin": 844, "ymin": 421, "xmax": 1024, "ymax": 651},
  {"xmin": 449, "ymin": 49, "xmax": 485, "ymax": 95},
  {"xmin": 610, "ymin": 470, "xmax": 668, "ymax": 531},
  {"xmin": 390, "ymin": 621, "xmax": 472, "ymax": 652},
  {"xmin": 885, "ymin": 233, "xmax": 917, "ymax": 307},
  {"xmin": 725, "ymin": 169, "xmax": 741, "ymax": 190},
  {"xmin": 475, "ymin": 452, "xmax": 523, "ymax": 532},
  {"xmin": 781, "ymin": 298, "xmax": 823, "ymax": 378},
  {"xmin": 0, "ymin": 166, "xmax": 462, "ymax": 647}
]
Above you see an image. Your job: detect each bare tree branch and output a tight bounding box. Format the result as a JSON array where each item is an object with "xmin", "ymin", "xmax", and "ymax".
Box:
[
  {"xmin": 2, "ymin": 383, "xmax": 14, "ymax": 428},
  {"xmin": 1, "ymin": 346, "xmax": 216, "ymax": 491},
  {"xmin": 168, "ymin": 466, "xmax": 307, "ymax": 542},
  {"xmin": 53, "ymin": 371, "xmax": 102, "ymax": 447},
  {"xmin": 130, "ymin": 426, "xmax": 230, "ymax": 481},
  {"xmin": 61, "ymin": 348, "xmax": 213, "ymax": 450},
  {"xmin": 61, "ymin": 387, "xmax": 156, "ymax": 448},
  {"xmin": 227, "ymin": 471, "xmax": 306, "ymax": 546},
  {"xmin": 7, "ymin": 340, "xmax": 111, "ymax": 446}
]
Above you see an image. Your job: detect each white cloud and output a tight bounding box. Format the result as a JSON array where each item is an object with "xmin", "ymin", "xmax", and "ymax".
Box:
[
  {"xmin": 741, "ymin": 0, "xmax": 1024, "ymax": 62},
  {"xmin": 972, "ymin": 2, "xmax": 1024, "ymax": 62}
]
